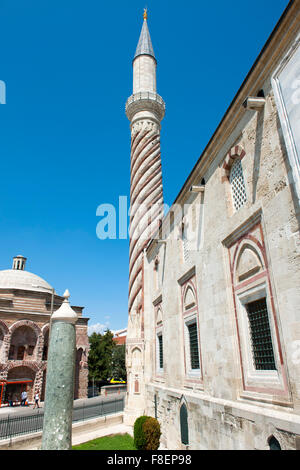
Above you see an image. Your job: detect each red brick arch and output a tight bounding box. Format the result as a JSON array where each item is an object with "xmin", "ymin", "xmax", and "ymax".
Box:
[
  {"xmin": 41, "ymin": 323, "xmax": 50, "ymax": 334},
  {"xmin": 9, "ymin": 319, "xmax": 42, "ymax": 338},
  {"xmin": 6, "ymin": 361, "xmax": 40, "ymax": 373},
  {"xmin": 0, "ymin": 319, "xmax": 9, "ymax": 336},
  {"xmin": 222, "ymin": 145, "xmax": 246, "ymax": 180}
]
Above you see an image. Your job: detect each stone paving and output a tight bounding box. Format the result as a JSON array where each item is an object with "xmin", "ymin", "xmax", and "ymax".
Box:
[{"xmin": 0, "ymin": 392, "xmax": 125, "ymax": 418}]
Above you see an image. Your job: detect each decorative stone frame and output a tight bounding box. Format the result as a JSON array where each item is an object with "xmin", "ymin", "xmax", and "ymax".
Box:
[
  {"xmin": 223, "ymin": 213, "xmax": 290, "ymax": 405},
  {"xmin": 130, "ymin": 346, "xmax": 143, "ymax": 395},
  {"xmin": 8, "ymin": 320, "xmax": 43, "ymax": 362},
  {"xmin": 178, "ymin": 269, "xmax": 203, "ymax": 387},
  {"xmin": 222, "ymin": 145, "xmax": 246, "ymax": 180},
  {"xmin": 153, "ymin": 295, "xmax": 164, "ymax": 380}
]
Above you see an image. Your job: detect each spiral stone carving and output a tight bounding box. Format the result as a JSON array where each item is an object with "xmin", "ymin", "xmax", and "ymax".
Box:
[{"xmin": 128, "ymin": 120, "xmax": 164, "ymax": 314}]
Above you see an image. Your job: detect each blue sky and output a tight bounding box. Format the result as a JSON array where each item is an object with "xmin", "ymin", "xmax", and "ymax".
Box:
[{"xmin": 0, "ymin": 0, "xmax": 290, "ymax": 334}]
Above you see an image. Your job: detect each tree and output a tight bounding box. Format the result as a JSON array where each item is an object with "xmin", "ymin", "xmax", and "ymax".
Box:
[
  {"xmin": 111, "ymin": 344, "xmax": 126, "ymax": 381},
  {"xmin": 88, "ymin": 330, "xmax": 115, "ymax": 382}
]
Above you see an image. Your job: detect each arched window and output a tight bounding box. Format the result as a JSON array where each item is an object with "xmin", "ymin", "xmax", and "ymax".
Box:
[
  {"xmin": 156, "ymin": 306, "xmax": 163, "ymax": 374},
  {"xmin": 9, "ymin": 325, "xmax": 38, "ymax": 361},
  {"xmin": 268, "ymin": 435, "xmax": 281, "ymax": 450},
  {"xmin": 229, "ymin": 158, "xmax": 247, "ymax": 211},
  {"xmin": 180, "ymin": 403, "xmax": 189, "ymax": 445}
]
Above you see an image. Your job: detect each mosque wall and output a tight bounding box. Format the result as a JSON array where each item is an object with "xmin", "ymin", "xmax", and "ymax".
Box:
[{"xmin": 130, "ymin": 3, "xmax": 300, "ymax": 449}]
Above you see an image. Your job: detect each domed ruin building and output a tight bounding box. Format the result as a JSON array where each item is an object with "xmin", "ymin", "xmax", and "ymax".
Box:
[{"xmin": 0, "ymin": 256, "xmax": 89, "ymax": 406}]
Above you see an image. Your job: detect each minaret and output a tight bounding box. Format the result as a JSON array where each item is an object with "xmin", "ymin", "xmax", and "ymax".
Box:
[{"xmin": 125, "ymin": 10, "xmax": 165, "ymax": 424}]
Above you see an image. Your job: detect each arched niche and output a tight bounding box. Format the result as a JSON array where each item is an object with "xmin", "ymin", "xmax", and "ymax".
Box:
[
  {"xmin": 131, "ymin": 347, "xmax": 142, "ymax": 368},
  {"xmin": 156, "ymin": 307, "xmax": 163, "ymax": 325},
  {"xmin": 234, "ymin": 241, "xmax": 264, "ymax": 283},
  {"xmin": 268, "ymin": 435, "xmax": 281, "ymax": 450},
  {"xmin": 184, "ymin": 285, "xmax": 196, "ymax": 311}
]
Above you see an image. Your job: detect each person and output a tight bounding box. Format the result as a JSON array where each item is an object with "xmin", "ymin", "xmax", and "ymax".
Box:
[
  {"xmin": 21, "ymin": 390, "xmax": 27, "ymax": 406},
  {"xmin": 8, "ymin": 393, "xmax": 13, "ymax": 407},
  {"xmin": 33, "ymin": 390, "xmax": 40, "ymax": 409}
]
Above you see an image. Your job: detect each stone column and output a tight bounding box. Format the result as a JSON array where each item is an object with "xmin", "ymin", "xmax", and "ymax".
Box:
[{"xmin": 41, "ymin": 289, "xmax": 77, "ymax": 450}]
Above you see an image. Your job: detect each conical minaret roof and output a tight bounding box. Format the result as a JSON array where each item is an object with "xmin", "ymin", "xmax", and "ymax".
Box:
[{"xmin": 134, "ymin": 11, "xmax": 156, "ymax": 61}]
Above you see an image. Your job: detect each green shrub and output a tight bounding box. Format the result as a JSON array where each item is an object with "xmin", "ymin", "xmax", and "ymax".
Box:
[
  {"xmin": 133, "ymin": 415, "xmax": 161, "ymax": 450},
  {"xmin": 143, "ymin": 417, "xmax": 161, "ymax": 450},
  {"xmin": 133, "ymin": 415, "xmax": 150, "ymax": 450}
]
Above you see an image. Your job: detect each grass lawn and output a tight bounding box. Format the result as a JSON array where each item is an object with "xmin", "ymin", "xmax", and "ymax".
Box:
[{"xmin": 72, "ymin": 433, "xmax": 136, "ymax": 450}]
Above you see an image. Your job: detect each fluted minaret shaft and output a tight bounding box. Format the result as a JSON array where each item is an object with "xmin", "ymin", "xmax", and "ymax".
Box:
[{"xmin": 126, "ymin": 16, "xmax": 165, "ymax": 317}]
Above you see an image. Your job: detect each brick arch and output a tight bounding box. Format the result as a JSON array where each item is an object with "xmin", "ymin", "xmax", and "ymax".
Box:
[
  {"xmin": 222, "ymin": 145, "xmax": 246, "ymax": 179},
  {"xmin": 9, "ymin": 319, "xmax": 42, "ymax": 338},
  {"xmin": 41, "ymin": 323, "xmax": 50, "ymax": 334},
  {"xmin": 40, "ymin": 362, "xmax": 47, "ymax": 372},
  {"xmin": 6, "ymin": 361, "xmax": 40, "ymax": 373},
  {"xmin": 9, "ymin": 320, "xmax": 44, "ymax": 362},
  {"xmin": 0, "ymin": 319, "xmax": 9, "ymax": 336}
]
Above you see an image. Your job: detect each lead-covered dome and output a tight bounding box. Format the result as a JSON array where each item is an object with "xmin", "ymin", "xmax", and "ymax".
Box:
[{"xmin": 0, "ymin": 256, "xmax": 54, "ymax": 293}]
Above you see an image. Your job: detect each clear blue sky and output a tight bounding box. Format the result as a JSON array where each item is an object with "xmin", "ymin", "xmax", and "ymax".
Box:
[{"xmin": 0, "ymin": 0, "xmax": 290, "ymax": 334}]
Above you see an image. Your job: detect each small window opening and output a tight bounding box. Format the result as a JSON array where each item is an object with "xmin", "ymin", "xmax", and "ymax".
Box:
[
  {"xmin": 229, "ymin": 158, "xmax": 247, "ymax": 211},
  {"xmin": 246, "ymin": 298, "xmax": 276, "ymax": 371},
  {"xmin": 187, "ymin": 322, "xmax": 200, "ymax": 369},
  {"xmin": 180, "ymin": 403, "xmax": 189, "ymax": 445},
  {"xmin": 268, "ymin": 435, "xmax": 281, "ymax": 450}
]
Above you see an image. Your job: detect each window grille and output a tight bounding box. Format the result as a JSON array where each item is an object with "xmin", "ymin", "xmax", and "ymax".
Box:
[
  {"xmin": 187, "ymin": 322, "xmax": 200, "ymax": 369},
  {"xmin": 246, "ymin": 298, "xmax": 276, "ymax": 370},
  {"xmin": 182, "ymin": 227, "xmax": 190, "ymax": 262},
  {"xmin": 229, "ymin": 158, "xmax": 247, "ymax": 211},
  {"xmin": 158, "ymin": 334, "xmax": 163, "ymax": 369}
]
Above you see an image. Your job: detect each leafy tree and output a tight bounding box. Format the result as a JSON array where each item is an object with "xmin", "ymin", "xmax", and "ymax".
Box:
[
  {"xmin": 88, "ymin": 330, "xmax": 115, "ymax": 382},
  {"xmin": 111, "ymin": 344, "xmax": 126, "ymax": 380}
]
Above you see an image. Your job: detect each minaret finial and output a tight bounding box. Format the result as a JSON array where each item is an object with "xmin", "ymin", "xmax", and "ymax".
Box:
[{"xmin": 143, "ymin": 7, "xmax": 147, "ymax": 20}]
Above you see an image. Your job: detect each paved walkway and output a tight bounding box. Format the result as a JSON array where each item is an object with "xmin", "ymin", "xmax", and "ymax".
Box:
[
  {"xmin": 0, "ymin": 392, "xmax": 125, "ymax": 418},
  {"xmin": 0, "ymin": 393, "xmax": 133, "ymax": 450}
]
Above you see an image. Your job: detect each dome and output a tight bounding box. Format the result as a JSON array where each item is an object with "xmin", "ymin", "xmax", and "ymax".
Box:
[{"xmin": 0, "ymin": 269, "xmax": 54, "ymax": 293}]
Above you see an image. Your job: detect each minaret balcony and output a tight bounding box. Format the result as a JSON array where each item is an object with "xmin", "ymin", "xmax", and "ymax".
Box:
[{"xmin": 126, "ymin": 92, "xmax": 165, "ymax": 123}]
